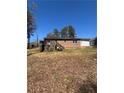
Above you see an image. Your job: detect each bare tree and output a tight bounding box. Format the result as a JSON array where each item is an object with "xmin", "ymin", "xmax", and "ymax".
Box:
[{"xmin": 27, "ymin": 10, "xmax": 36, "ymax": 49}]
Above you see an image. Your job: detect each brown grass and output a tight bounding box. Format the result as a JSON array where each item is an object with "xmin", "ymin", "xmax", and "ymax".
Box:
[{"xmin": 27, "ymin": 47, "xmax": 97, "ymax": 93}]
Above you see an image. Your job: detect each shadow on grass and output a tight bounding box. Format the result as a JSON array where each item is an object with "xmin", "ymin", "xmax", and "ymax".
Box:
[
  {"xmin": 78, "ymin": 81, "xmax": 97, "ymax": 93},
  {"xmin": 27, "ymin": 52, "xmax": 41, "ymax": 56},
  {"xmin": 27, "ymin": 53, "xmax": 36, "ymax": 56},
  {"xmin": 27, "ymin": 48, "xmax": 41, "ymax": 56}
]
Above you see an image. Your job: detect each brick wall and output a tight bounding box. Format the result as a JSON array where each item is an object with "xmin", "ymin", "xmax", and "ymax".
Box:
[{"xmin": 57, "ymin": 40, "xmax": 81, "ymax": 48}]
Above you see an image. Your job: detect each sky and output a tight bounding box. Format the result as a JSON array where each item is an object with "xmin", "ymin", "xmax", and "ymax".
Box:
[{"xmin": 28, "ymin": 0, "xmax": 97, "ymax": 42}]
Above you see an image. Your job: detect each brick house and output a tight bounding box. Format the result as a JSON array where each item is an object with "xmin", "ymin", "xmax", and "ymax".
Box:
[{"xmin": 44, "ymin": 38, "xmax": 91, "ymax": 49}]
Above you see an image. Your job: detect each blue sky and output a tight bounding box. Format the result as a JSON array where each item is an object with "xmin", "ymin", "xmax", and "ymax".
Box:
[{"xmin": 28, "ymin": 0, "xmax": 97, "ymax": 42}]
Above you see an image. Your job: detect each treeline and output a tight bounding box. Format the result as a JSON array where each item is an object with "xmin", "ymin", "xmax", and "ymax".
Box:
[{"xmin": 47, "ymin": 25, "xmax": 77, "ymax": 39}]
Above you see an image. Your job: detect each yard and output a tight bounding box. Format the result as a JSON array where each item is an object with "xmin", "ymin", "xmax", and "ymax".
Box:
[{"xmin": 27, "ymin": 47, "xmax": 97, "ymax": 93}]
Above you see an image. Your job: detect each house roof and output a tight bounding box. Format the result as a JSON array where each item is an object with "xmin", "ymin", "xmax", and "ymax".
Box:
[
  {"xmin": 44, "ymin": 38, "xmax": 90, "ymax": 41},
  {"xmin": 89, "ymin": 37, "xmax": 97, "ymax": 41}
]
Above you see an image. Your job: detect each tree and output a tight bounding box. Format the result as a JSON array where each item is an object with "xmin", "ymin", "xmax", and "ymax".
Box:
[
  {"xmin": 27, "ymin": 0, "xmax": 38, "ymax": 48},
  {"xmin": 47, "ymin": 29, "xmax": 60, "ymax": 38},
  {"xmin": 94, "ymin": 37, "xmax": 97, "ymax": 47},
  {"xmin": 61, "ymin": 26, "xmax": 68, "ymax": 38},
  {"xmin": 53, "ymin": 29, "xmax": 60, "ymax": 38},
  {"xmin": 68, "ymin": 25, "xmax": 76, "ymax": 38},
  {"xmin": 47, "ymin": 32, "xmax": 54, "ymax": 38},
  {"xmin": 61, "ymin": 25, "xmax": 76, "ymax": 39},
  {"xmin": 27, "ymin": 10, "xmax": 36, "ymax": 49},
  {"xmin": 46, "ymin": 26, "xmax": 76, "ymax": 39}
]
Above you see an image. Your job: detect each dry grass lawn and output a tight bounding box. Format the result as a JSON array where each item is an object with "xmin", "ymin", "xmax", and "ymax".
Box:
[{"xmin": 27, "ymin": 47, "xmax": 97, "ymax": 93}]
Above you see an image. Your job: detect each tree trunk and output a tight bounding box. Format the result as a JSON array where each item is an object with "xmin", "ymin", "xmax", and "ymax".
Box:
[
  {"xmin": 27, "ymin": 37, "xmax": 30, "ymax": 49},
  {"xmin": 37, "ymin": 36, "xmax": 38, "ymax": 47}
]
